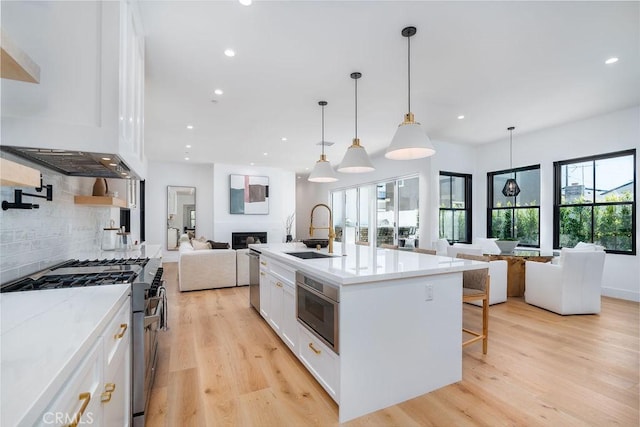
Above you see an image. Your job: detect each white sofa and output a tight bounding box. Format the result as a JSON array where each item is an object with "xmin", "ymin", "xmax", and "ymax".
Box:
[
  {"xmin": 526, "ymin": 249, "xmax": 606, "ymax": 315},
  {"xmin": 178, "ymin": 241, "xmax": 238, "ymax": 291}
]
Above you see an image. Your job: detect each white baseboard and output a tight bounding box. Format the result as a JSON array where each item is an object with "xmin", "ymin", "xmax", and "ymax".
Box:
[{"xmin": 602, "ymin": 286, "xmax": 640, "ymax": 302}]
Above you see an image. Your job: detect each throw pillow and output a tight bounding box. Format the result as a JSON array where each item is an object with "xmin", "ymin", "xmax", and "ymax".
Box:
[
  {"xmin": 207, "ymin": 240, "xmax": 230, "ymax": 249},
  {"xmin": 192, "ymin": 239, "xmax": 212, "ymax": 250}
]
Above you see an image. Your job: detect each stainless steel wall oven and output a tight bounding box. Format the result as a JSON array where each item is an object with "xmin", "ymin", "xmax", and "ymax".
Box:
[{"xmin": 296, "ymin": 271, "xmax": 339, "ymax": 354}]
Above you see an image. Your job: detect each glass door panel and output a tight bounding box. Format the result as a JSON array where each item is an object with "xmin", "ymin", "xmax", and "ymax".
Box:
[
  {"xmin": 331, "ymin": 191, "xmax": 344, "ymax": 242},
  {"xmin": 358, "ymin": 186, "xmax": 370, "ymax": 243},
  {"xmin": 398, "ymin": 177, "xmax": 419, "ymax": 248},
  {"xmin": 344, "ymin": 188, "xmax": 358, "ymax": 244},
  {"xmin": 376, "ymin": 182, "xmax": 395, "ymax": 246}
]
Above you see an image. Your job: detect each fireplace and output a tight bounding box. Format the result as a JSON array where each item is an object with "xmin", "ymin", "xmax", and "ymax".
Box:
[{"xmin": 232, "ymin": 232, "xmax": 267, "ymax": 250}]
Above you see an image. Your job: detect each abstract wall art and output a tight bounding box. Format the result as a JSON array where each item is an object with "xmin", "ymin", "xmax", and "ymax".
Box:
[{"xmin": 229, "ymin": 174, "xmax": 269, "ymax": 214}]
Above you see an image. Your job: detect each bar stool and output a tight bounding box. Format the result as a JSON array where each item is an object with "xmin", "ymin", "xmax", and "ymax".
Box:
[{"xmin": 457, "ymin": 253, "xmax": 490, "ymax": 354}]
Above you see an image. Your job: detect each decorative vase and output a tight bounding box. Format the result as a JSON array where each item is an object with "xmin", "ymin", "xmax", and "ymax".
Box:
[{"xmin": 92, "ymin": 178, "xmax": 108, "ymax": 196}]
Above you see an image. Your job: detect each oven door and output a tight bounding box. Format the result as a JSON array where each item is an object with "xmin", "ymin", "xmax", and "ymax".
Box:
[{"xmin": 296, "ymin": 283, "xmax": 339, "ymax": 354}]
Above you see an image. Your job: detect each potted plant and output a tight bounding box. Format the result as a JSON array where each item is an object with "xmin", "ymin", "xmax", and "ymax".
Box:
[{"xmin": 285, "ymin": 212, "xmax": 295, "ymax": 242}]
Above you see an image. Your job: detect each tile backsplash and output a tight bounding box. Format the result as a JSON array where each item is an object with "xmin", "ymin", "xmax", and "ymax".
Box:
[{"xmin": 0, "ymin": 162, "xmax": 114, "ymax": 283}]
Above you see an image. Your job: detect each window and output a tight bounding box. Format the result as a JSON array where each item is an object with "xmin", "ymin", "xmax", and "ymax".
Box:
[
  {"xmin": 331, "ymin": 175, "xmax": 419, "ymax": 248},
  {"xmin": 439, "ymin": 172, "xmax": 472, "ymax": 243},
  {"xmin": 487, "ymin": 165, "xmax": 541, "ymax": 247},
  {"xmin": 554, "ymin": 149, "xmax": 636, "ymax": 254}
]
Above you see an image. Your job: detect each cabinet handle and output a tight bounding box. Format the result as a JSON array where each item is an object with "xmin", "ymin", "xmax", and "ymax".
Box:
[
  {"xmin": 276, "ymin": 282, "xmax": 283, "ymax": 288},
  {"xmin": 114, "ymin": 323, "xmax": 128, "ymax": 339},
  {"xmin": 260, "ymin": 261, "xmax": 267, "ymax": 266},
  {"xmin": 309, "ymin": 342, "xmax": 321, "ymax": 355},
  {"xmin": 69, "ymin": 392, "xmax": 91, "ymax": 427},
  {"xmin": 260, "ymin": 272, "xmax": 266, "ymax": 276},
  {"xmin": 101, "ymin": 383, "xmax": 116, "ymax": 403}
]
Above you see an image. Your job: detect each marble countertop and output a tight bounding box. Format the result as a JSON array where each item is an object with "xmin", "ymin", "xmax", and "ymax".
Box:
[
  {"xmin": 0, "ymin": 284, "xmax": 130, "ymax": 426},
  {"xmin": 251, "ymin": 242, "xmax": 487, "ymax": 285}
]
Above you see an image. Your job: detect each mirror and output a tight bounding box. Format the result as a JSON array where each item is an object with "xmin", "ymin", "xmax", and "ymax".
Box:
[{"xmin": 167, "ymin": 186, "xmax": 196, "ymax": 251}]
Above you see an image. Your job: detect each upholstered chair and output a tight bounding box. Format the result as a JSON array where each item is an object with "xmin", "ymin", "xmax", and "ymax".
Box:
[{"xmin": 525, "ymin": 251, "xmax": 605, "ymax": 315}]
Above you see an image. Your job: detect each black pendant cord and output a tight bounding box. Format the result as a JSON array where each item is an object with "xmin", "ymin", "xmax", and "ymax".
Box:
[
  {"xmin": 509, "ymin": 128, "xmax": 513, "ymax": 169},
  {"xmin": 354, "ymin": 77, "xmax": 358, "ymax": 139},
  {"xmin": 407, "ymin": 34, "xmax": 411, "ymax": 113},
  {"xmin": 321, "ymin": 104, "xmax": 325, "ymax": 156}
]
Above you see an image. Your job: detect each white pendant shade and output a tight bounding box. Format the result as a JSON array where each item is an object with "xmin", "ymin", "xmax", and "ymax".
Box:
[
  {"xmin": 338, "ymin": 139, "xmax": 375, "ymax": 173},
  {"xmin": 308, "ymin": 155, "xmax": 338, "ymax": 182},
  {"xmin": 385, "ymin": 116, "xmax": 436, "ymax": 160}
]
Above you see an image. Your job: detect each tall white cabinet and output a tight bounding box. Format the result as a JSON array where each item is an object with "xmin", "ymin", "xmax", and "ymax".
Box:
[{"xmin": 1, "ymin": 0, "xmax": 146, "ymax": 179}]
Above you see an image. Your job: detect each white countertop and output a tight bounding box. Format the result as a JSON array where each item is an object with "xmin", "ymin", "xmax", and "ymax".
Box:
[
  {"xmin": 73, "ymin": 243, "xmax": 162, "ymax": 261},
  {"xmin": 251, "ymin": 242, "xmax": 487, "ymax": 285},
  {"xmin": 0, "ymin": 284, "xmax": 131, "ymax": 426}
]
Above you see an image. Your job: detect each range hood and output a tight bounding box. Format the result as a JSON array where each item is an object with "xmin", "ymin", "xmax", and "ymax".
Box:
[{"xmin": 0, "ymin": 146, "xmax": 140, "ymax": 179}]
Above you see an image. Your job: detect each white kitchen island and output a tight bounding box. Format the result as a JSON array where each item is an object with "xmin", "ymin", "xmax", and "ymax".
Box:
[{"xmin": 251, "ymin": 242, "xmax": 488, "ymax": 423}]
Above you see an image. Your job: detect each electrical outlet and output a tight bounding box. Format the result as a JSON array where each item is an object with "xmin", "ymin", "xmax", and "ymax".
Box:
[{"xmin": 425, "ymin": 284, "xmax": 433, "ymax": 301}]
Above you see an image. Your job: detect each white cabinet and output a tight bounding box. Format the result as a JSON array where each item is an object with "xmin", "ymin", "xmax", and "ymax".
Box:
[
  {"xmin": 1, "ymin": 0, "xmax": 146, "ymax": 178},
  {"xmin": 298, "ymin": 324, "xmax": 339, "ymax": 401},
  {"xmin": 259, "ymin": 255, "xmax": 297, "ymax": 353},
  {"xmin": 35, "ymin": 296, "xmax": 131, "ymax": 426}
]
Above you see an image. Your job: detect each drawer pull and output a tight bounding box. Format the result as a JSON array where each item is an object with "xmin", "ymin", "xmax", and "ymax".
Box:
[
  {"xmin": 69, "ymin": 392, "xmax": 91, "ymax": 427},
  {"xmin": 260, "ymin": 261, "xmax": 267, "ymax": 266},
  {"xmin": 260, "ymin": 272, "xmax": 266, "ymax": 276},
  {"xmin": 114, "ymin": 323, "xmax": 128, "ymax": 339},
  {"xmin": 101, "ymin": 383, "xmax": 116, "ymax": 403},
  {"xmin": 276, "ymin": 282, "xmax": 283, "ymax": 288},
  {"xmin": 309, "ymin": 342, "xmax": 321, "ymax": 355}
]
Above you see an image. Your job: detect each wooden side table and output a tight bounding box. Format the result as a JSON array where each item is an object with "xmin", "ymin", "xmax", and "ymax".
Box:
[{"xmin": 487, "ymin": 252, "xmax": 554, "ymax": 297}]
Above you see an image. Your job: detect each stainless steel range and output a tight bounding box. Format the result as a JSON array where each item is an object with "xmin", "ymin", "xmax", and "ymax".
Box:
[{"xmin": 0, "ymin": 256, "xmax": 166, "ymax": 427}]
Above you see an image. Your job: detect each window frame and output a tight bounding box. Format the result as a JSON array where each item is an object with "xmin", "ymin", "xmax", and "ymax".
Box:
[
  {"xmin": 553, "ymin": 149, "xmax": 636, "ymax": 255},
  {"xmin": 487, "ymin": 164, "xmax": 541, "ymax": 247},
  {"xmin": 439, "ymin": 171, "xmax": 472, "ymax": 243}
]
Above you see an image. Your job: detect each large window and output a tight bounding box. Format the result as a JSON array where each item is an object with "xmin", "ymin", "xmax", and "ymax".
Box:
[
  {"xmin": 439, "ymin": 172, "xmax": 472, "ymax": 243},
  {"xmin": 487, "ymin": 165, "xmax": 541, "ymax": 247},
  {"xmin": 554, "ymin": 149, "xmax": 636, "ymax": 254},
  {"xmin": 331, "ymin": 175, "xmax": 419, "ymax": 248}
]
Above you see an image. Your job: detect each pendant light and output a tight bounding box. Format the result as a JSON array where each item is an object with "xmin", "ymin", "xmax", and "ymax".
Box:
[
  {"xmin": 338, "ymin": 72, "xmax": 375, "ymax": 173},
  {"xmin": 501, "ymin": 126, "xmax": 521, "ymax": 197},
  {"xmin": 308, "ymin": 101, "xmax": 338, "ymax": 183},
  {"xmin": 385, "ymin": 26, "xmax": 436, "ymax": 160}
]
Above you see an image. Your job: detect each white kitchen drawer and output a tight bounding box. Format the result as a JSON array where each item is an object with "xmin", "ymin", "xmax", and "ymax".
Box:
[
  {"xmin": 297, "ymin": 324, "xmax": 339, "ymax": 402},
  {"xmin": 38, "ymin": 339, "xmax": 103, "ymax": 427},
  {"xmin": 267, "ymin": 258, "xmax": 295, "ymax": 285},
  {"xmin": 104, "ymin": 298, "xmax": 131, "ymax": 369}
]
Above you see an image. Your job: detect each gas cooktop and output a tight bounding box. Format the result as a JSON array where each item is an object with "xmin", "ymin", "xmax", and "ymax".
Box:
[{"xmin": 0, "ymin": 257, "xmax": 152, "ymax": 293}]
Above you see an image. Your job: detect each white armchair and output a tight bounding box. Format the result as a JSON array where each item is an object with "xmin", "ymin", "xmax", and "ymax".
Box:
[
  {"xmin": 447, "ymin": 244, "xmax": 483, "ymax": 258},
  {"xmin": 525, "ymin": 251, "xmax": 606, "ymax": 315}
]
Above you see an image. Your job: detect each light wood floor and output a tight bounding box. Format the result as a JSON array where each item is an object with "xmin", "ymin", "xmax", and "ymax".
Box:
[{"xmin": 146, "ymin": 263, "xmax": 639, "ymax": 426}]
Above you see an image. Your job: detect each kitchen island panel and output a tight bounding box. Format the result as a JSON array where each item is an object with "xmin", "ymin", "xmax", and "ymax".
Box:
[{"xmin": 339, "ymin": 273, "xmax": 462, "ymax": 423}]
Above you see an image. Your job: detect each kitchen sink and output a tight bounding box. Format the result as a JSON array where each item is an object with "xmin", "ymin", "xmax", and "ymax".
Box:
[{"xmin": 285, "ymin": 251, "xmax": 334, "ymax": 260}]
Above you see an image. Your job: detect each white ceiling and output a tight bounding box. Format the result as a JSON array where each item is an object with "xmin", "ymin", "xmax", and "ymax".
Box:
[{"xmin": 139, "ymin": 1, "xmax": 640, "ymax": 175}]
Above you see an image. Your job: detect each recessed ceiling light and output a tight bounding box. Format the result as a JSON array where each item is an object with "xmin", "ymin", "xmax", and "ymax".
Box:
[
  {"xmin": 214, "ymin": 89, "xmax": 223, "ymax": 95},
  {"xmin": 185, "ymin": 144, "xmax": 192, "ymax": 148},
  {"xmin": 120, "ymin": 172, "xmax": 128, "ymax": 176},
  {"xmin": 263, "ymin": 152, "xmax": 268, "ymax": 156},
  {"xmin": 224, "ymin": 49, "xmax": 235, "ymax": 57},
  {"xmin": 186, "ymin": 125, "xmax": 194, "ymax": 129},
  {"xmin": 457, "ymin": 115, "xmax": 465, "ymax": 120},
  {"xmin": 109, "ymin": 163, "xmax": 117, "ymax": 167},
  {"xmin": 605, "ymin": 57, "xmax": 619, "ymax": 65},
  {"xmin": 101, "ymin": 157, "xmax": 111, "ymax": 161},
  {"xmin": 250, "ymin": 162, "xmax": 255, "ymax": 166},
  {"xmin": 239, "ymin": 0, "xmax": 252, "ymax": 6},
  {"xmin": 281, "ymin": 137, "xmax": 287, "ymax": 141},
  {"xmin": 185, "ymin": 156, "xmax": 190, "ymax": 161}
]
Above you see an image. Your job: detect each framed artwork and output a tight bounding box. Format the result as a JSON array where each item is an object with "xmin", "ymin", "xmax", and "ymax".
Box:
[{"xmin": 229, "ymin": 174, "xmax": 269, "ymax": 214}]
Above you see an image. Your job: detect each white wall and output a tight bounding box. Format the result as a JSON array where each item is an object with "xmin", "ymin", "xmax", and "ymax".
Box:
[
  {"xmin": 213, "ymin": 163, "xmax": 296, "ymax": 245},
  {"xmin": 0, "ymin": 154, "xmax": 136, "ymax": 283},
  {"xmin": 473, "ymin": 106, "xmax": 639, "ymax": 301}
]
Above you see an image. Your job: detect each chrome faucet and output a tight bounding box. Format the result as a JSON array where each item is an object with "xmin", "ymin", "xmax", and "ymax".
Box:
[{"xmin": 309, "ymin": 203, "xmax": 335, "ymax": 254}]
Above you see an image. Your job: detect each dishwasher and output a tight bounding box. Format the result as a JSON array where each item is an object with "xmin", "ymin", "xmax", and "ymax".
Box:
[{"xmin": 248, "ymin": 249, "xmax": 261, "ymax": 312}]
